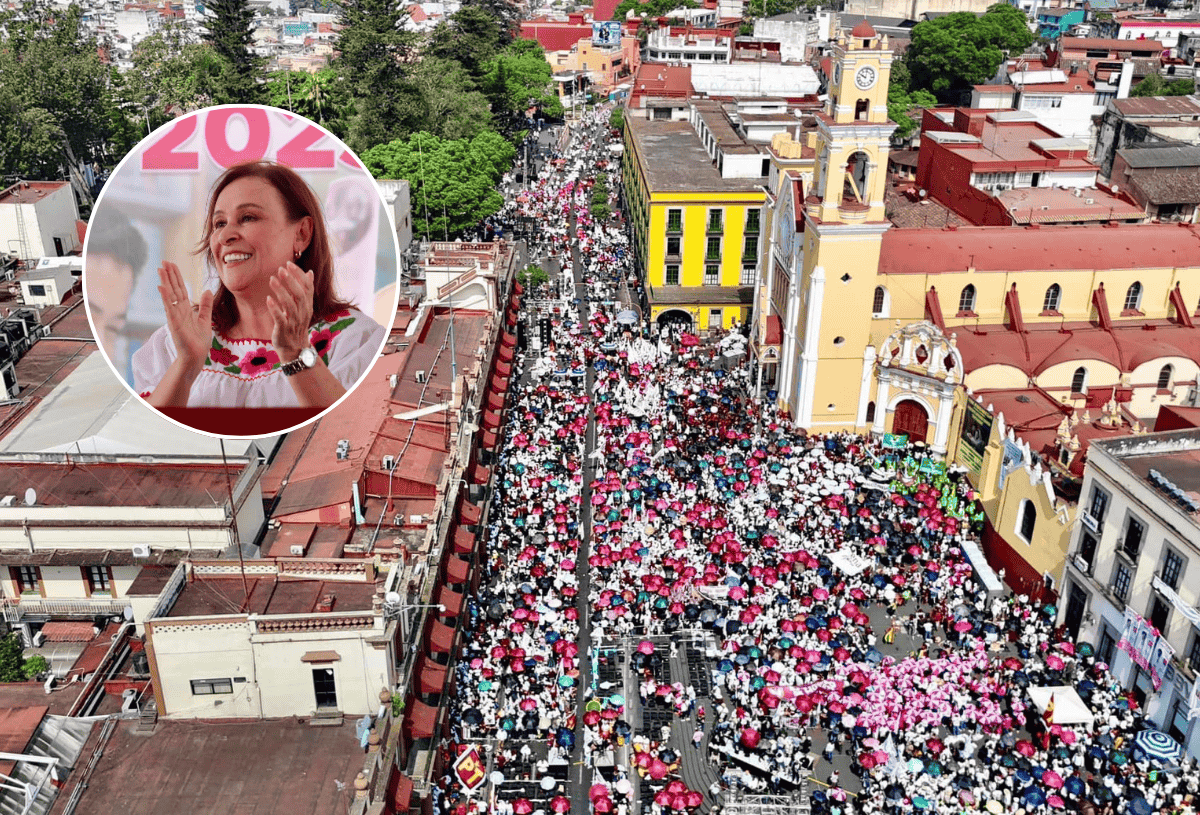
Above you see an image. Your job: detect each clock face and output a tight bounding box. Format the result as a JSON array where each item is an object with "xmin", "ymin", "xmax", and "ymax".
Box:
[{"xmin": 855, "ymin": 66, "xmax": 877, "ymax": 90}]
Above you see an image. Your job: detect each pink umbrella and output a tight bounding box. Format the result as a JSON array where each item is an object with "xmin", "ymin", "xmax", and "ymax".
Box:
[
  {"xmin": 1042, "ymin": 770, "xmax": 1064, "ymax": 789},
  {"xmin": 594, "ymin": 797, "xmax": 614, "ymax": 813},
  {"xmin": 654, "ymin": 791, "xmax": 672, "ymax": 807},
  {"xmin": 1046, "ymin": 654, "xmax": 1065, "ymax": 671},
  {"xmin": 638, "ymin": 640, "xmax": 655, "ymax": 655},
  {"xmin": 1015, "ymin": 740, "xmax": 1037, "ymax": 757},
  {"xmin": 954, "ymin": 619, "xmax": 972, "ymax": 633},
  {"xmin": 551, "ymin": 796, "xmax": 571, "ymax": 813},
  {"xmin": 520, "ymin": 698, "xmax": 538, "ymax": 711},
  {"xmin": 740, "ymin": 727, "xmax": 761, "ymax": 749},
  {"xmin": 667, "ymin": 781, "xmax": 687, "ymax": 795},
  {"xmin": 1047, "ymin": 794, "xmax": 1065, "ymax": 809},
  {"xmin": 686, "ymin": 791, "xmax": 703, "ymax": 808},
  {"xmin": 584, "ymin": 710, "xmax": 601, "ymax": 726},
  {"xmin": 514, "ymin": 800, "xmax": 534, "ymax": 815},
  {"xmin": 648, "ymin": 759, "xmax": 669, "ymax": 779},
  {"xmin": 590, "ymin": 784, "xmax": 609, "ymax": 801}
]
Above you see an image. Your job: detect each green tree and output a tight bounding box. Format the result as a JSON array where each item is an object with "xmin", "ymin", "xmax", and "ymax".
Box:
[
  {"xmin": 201, "ymin": 0, "xmax": 265, "ymax": 102},
  {"xmin": 611, "ymin": 0, "xmax": 697, "ymax": 20},
  {"xmin": 519, "ymin": 264, "xmax": 549, "ymax": 287},
  {"xmin": 121, "ymin": 26, "xmax": 240, "ymax": 131},
  {"xmin": 1130, "ymin": 73, "xmax": 1195, "ymax": 97},
  {"xmin": 0, "ymin": 634, "xmax": 24, "ymax": 682},
  {"xmin": 483, "ymin": 39, "xmax": 563, "ymax": 127},
  {"xmin": 609, "ymin": 107, "xmax": 624, "ymax": 130},
  {"xmin": 459, "ymin": 0, "xmax": 519, "ymax": 41},
  {"xmin": 887, "ymin": 81, "xmax": 938, "ymax": 141},
  {"xmin": 0, "ymin": 1, "xmax": 126, "ymax": 196},
  {"xmin": 332, "ymin": 0, "xmax": 421, "ymax": 151},
  {"xmin": 21, "ymin": 655, "xmax": 48, "ymax": 680},
  {"xmin": 361, "ymin": 131, "xmax": 515, "ymax": 240},
  {"xmin": 407, "ymin": 58, "xmax": 494, "ymax": 140},
  {"xmin": 904, "ymin": 4, "xmax": 1033, "ymax": 98},
  {"xmin": 263, "ymin": 68, "xmax": 350, "ymax": 133},
  {"xmin": 426, "ymin": 6, "xmax": 507, "ymax": 80}
]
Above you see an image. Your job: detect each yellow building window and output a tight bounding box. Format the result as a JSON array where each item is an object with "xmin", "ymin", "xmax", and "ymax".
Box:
[
  {"xmin": 667, "ymin": 209, "xmax": 683, "ymax": 232},
  {"xmin": 707, "ymin": 209, "xmax": 723, "ymax": 233},
  {"xmin": 705, "ymin": 236, "xmax": 721, "ymax": 261},
  {"xmin": 704, "ymin": 265, "xmax": 719, "ymax": 286},
  {"xmin": 665, "ymin": 265, "xmax": 680, "ymax": 286}
]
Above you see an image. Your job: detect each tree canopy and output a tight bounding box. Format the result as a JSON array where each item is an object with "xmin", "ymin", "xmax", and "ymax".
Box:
[
  {"xmin": 887, "ymin": 62, "xmax": 938, "ymax": 140},
  {"xmin": 1130, "ymin": 73, "xmax": 1195, "ymax": 97},
  {"xmin": 361, "ymin": 131, "xmax": 515, "ymax": 240},
  {"xmin": 426, "ymin": 5, "xmax": 507, "ymax": 79},
  {"xmin": 483, "ymin": 39, "xmax": 563, "ymax": 127},
  {"xmin": 263, "ymin": 68, "xmax": 350, "ymax": 132},
  {"xmin": 611, "ymin": 0, "xmax": 696, "ymax": 21},
  {"xmin": 201, "ymin": 0, "xmax": 264, "ymax": 102},
  {"xmin": 0, "ymin": 1, "xmax": 129, "ymax": 194},
  {"xmin": 124, "ymin": 25, "xmax": 241, "ymax": 131},
  {"xmin": 904, "ymin": 4, "xmax": 1033, "ymax": 98}
]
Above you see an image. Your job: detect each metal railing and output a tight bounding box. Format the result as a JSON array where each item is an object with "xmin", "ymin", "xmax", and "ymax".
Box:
[{"xmin": 2, "ymin": 597, "xmax": 127, "ymax": 623}]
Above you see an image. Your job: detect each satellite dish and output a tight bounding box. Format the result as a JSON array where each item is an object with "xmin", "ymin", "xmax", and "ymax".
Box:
[
  {"xmin": 123, "ymin": 606, "xmax": 135, "ymax": 621},
  {"xmin": 23, "ymin": 488, "xmax": 36, "ymax": 506},
  {"xmin": 385, "ymin": 591, "xmax": 401, "ymax": 605}
]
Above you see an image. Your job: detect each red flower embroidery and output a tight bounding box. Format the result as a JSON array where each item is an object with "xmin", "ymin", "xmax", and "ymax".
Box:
[
  {"xmin": 239, "ymin": 347, "xmax": 280, "ymax": 376},
  {"xmin": 328, "ymin": 309, "xmax": 351, "ymax": 321},
  {"xmin": 310, "ymin": 328, "xmax": 334, "ymax": 357},
  {"xmin": 210, "ymin": 346, "xmax": 238, "ymax": 366}
]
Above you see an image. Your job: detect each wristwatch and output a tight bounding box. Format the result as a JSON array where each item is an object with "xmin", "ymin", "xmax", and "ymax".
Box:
[{"xmin": 281, "ymin": 346, "xmax": 318, "ymax": 377}]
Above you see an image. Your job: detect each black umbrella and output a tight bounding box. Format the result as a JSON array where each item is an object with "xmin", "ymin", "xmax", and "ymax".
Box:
[{"xmin": 463, "ymin": 708, "xmax": 484, "ymax": 726}]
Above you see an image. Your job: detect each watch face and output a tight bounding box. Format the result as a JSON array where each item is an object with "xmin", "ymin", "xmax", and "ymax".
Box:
[
  {"xmin": 300, "ymin": 347, "xmax": 318, "ymax": 366},
  {"xmin": 855, "ymin": 66, "xmax": 877, "ymax": 90}
]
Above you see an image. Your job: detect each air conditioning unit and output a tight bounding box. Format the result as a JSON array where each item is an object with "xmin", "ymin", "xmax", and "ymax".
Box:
[
  {"xmin": 1073, "ymin": 555, "xmax": 1089, "ymax": 573},
  {"xmin": 290, "ymin": 544, "xmax": 305, "ymax": 557},
  {"xmin": 1080, "ymin": 511, "xmax": 1098, "ymax": 532},
  {"xmin": 415, "ymin": 370, "xmax": 428, "ymax": 383},
  {"xmin": 131, "ymin": 544, "xmax": 151, "ymax": 558},
  {"xmin": 383, "ymin": 455, "xmax": 396, "ymax": 471}
]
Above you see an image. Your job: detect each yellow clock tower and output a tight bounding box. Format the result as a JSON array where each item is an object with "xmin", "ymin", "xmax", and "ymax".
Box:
[{"xmin": 790, "ymin": 19, "xmax": 897, "ymax": 430}]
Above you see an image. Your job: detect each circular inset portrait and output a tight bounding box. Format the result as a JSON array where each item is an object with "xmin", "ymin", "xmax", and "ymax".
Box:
[{"xmin": 83, "ymin": 105, "xmax": 399, "ymax": 438}]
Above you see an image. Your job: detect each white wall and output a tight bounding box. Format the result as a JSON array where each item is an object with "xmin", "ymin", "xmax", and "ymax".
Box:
[{"xmin": 1020, "ymin": 93, "xmax": 1103, "ymax": 140}]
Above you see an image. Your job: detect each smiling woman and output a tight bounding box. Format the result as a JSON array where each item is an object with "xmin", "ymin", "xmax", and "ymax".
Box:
[{"xmin": 132, "ymin": 160, "xmax": 385, "ymax": 411}]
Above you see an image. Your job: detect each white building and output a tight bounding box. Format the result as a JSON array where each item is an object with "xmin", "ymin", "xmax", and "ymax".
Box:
[
  {"xmin": 971, "ymin": 63, "xmax": 1135, "ymax": 140},
  {"xmin": 140, "ymin": 558, "xmax": 396, "ymax": 719},
  {"xmin": 753, "ymin": 11, "xmax": 820, "ymax": 63},
  {"xmin": 19, "ymin": 258, "xmax": 80, "ymax": 307},
  {"xmin": 1058, "ymin": 429, "xmax": 1200, "ymax": 760},
  {"xmin": 0, "ymin": 182, "xmax": 80, "ymax": 262},
  {"xmin": 645, "ymin": 25, "xmax": 733, "ymax": 64}
]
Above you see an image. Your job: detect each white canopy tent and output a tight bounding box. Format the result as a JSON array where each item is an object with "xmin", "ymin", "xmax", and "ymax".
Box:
[{"xmin": 1028, "ymin": 685, "xmax": 1094, "ymax": 728}]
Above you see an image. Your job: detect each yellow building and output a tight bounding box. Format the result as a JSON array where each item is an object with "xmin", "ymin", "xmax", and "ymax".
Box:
[{"xmin": 622, "ymin": 101, "xmax": 769, "ymax": 331}]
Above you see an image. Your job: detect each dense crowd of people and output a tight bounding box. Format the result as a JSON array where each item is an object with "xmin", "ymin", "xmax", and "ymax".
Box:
[{"xmin": 429, "ymin": 106, "xmax": 1199, "ymax": 815}]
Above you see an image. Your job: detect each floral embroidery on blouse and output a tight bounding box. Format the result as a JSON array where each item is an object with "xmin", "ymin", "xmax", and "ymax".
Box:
[{"xmin": 202, "ymin": 311, "xmax": 358, "ymax": 380}]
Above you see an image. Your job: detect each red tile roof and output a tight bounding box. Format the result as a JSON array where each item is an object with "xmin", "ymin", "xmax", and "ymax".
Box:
[
  {"xmin": 40, "ymin": 621, "xmax": 97, "ymax": 642},
  {"xmin": 0, "ymin": 706, "xmax": 48, "ymax": 777},
  {"xmin": 520, "ymin": 20, "xmax": 591, "ymax": 52},
  {"xmin": 879, "ymin": 223, "xmax": 1200, "ymax": 275}
]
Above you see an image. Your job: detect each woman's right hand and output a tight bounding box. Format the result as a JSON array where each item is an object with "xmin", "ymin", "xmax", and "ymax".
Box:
[{"xmin": 156, "ymin": 261, "xmax": 214, "ymax": 371}]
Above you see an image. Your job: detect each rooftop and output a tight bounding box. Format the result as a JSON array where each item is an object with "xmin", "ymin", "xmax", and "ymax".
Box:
[
  {"xmin": 0, "ymin": 458, "xmax": 243, "ymax": 509},
  {"xmin": 1127, "ymin": 170, "xmax": 1200, "ymax": 205},
  {"xmin": 1094, "ymin": 428, "xmax": 1200, "ymax": 511},
  {"xmin": 59, "ymin": 718, "xmax": 368, "ymax": 815},
  {"xmin": 626, "ymin": 117, "xmax": 766, "ymax": 193},
  {"xmin": 1056, "ymin": 37, "xmax": 1167, "ymax": 51},
  {"xmin": 879, "ymin": 223, "xmax": 1200, "ymax": 274},
  {"xmin": 997, "ymin": 186, "xmax": 1144, "ymax": 224},
  {"xmin": 1117, "ymin": 143, "xmax": 1200, "ymax": 169},
  {"xmin": 164, "ymin": 571, "xmax": 380, "ymax": 618},
  {"xmin": 1110, "ymin": 95, "xmax": 1200, "ymax": 117},
  {"xmin": 0, "ymin": 182, "xmax": 68, "ymax": 206}
]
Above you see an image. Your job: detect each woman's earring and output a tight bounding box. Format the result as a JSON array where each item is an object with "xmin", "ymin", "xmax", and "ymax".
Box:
[{"xmin": 294, "ymin": 248, "xmax": 301, "ymax": 260}]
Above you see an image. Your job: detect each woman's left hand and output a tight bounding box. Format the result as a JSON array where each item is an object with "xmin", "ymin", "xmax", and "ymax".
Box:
[{"xmin": 267, "ymin": 261, "xmax": 316, "ymax": 362}]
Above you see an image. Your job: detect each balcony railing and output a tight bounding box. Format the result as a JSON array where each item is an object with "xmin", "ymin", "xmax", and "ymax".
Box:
[{"xmin": 3, "ymin": 596, "xmax": 128, "ymax": 623}]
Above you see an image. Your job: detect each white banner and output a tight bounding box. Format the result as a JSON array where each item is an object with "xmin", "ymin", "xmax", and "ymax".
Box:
[{"xmin": 1118, "ymin": 609, "xmax": 1175, "ymax": 691}]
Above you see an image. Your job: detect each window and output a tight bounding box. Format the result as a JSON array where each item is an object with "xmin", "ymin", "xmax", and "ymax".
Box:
[
  {"xmin": 1078, "ymin": 532, "xmax": 1098, "ymax": 574},
  {"xmin": 740, "ymin": 265, "xmax": 757, "ymax": 286},
  {"xmin": 957, "ymin": 284, "xmax": 976, "ymax": 315},
  {"xmin": 84, "ymin": 566, "xmax": 111, "ymax": 596},
  {"xmin": 1071, "ymin": 366, "xmax": 1088, "ymax": 396},
  {"xmin": 1017, "ymin": 500, "xmax": 1037, "ymax": 544},
  {"xmin": 1111, "ymin": 562, "xmax": 1132, "ymax": 603},
  {"xmin": 1149, "ymin": 592, "xmax": 1171, "ymax": 631},
  {"xmin": 28, "ymin": 284, "xmax": 46, "ymax": 298},
  {"xmin": 872, "ymin": 286, "xmax": 889, "ymax": 318},
  {"xmin": 865, "ymin": 401, "xmax": 876, "ymax": 425},
  {"xmin": 1188, "ymin": 633, "xmax": 1200, "ymax": 673},
  {"xmin": 742, "ymin": 234, "xmax": 758, "ymax": 262},
  {"xmin": 1157, "ymin": 364, "xmax": 1173, "ymax": 391},
  {"xmin": 1089, "ymin": 485, "xmax": 1109, "ymax": 533},
  {"xmin": 666, "ymin": 209, "xmax": 682, "ymax": 232},
  {"xmin": 1098, "ymin": 625, "xmax": 1117, "ymax": 666},
  {"xmin": 191, "ymin": 678, "xmax": 234, "ymax": 695},
  {"xmin": 707, "ymin": 208, "xmax": 723, "ymax": 233},
  {"xmin": 1162, "ymin": 549, "xmax": 1184, "ymax": 590},
  {"xmin": 745, "ymin": 209, "xmax": 760, "ymax": 234},
  {"xmin": 1124, "ymin": 281, "xmax": 1143, "ymax": 313},
  {"xmin": 664, "ymin": 265, "xmax": 680, "ymax": 286},
  {"xmin": 12, "ymin": 566, "xmax": 40, "ymax": 595},
  {"xmin": 704, "ymin": 264, "xmax": 720, "ymax": 286},
  {"xmin": 1121, "ymin": 514, "xmax": 1144, "ymax": 560},
  {"xmin": 707, "ymin": 308, "xmax": 723, "ymax": 329},
  {"xmin": 666, "ymin": 235, "xmax": 681, "ymax": 257},
  {"xmin": 1042, "ymin": 283, "xmax": 1061, "ymax": 313},
  {"xmin": 706, "ymin": 236, "xmax": 721, "ymax": 261}
]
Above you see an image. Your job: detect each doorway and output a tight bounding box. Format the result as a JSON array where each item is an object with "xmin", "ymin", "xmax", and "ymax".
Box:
[
  {"xmin": 312, "ymin": 668, "xmax": 338, "ymax": 709},
  {"xmin": 892, "ymin": 399, "xmax": 928, "ymax": 444},
  {"xmin": 1064, "ymin": 582, "xmax": 1087, "ymax": 641},
  {"xmin": 53, "ymin": 237, "xmax": 64, "ymax": 256}
]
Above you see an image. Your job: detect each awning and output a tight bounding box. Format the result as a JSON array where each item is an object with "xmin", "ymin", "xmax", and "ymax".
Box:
[
  {"xmin": 509, "ymin": 291, "xmax": 521, "ymax": 311},
  {"xmin": 497, "ymin": 342, "xmax": 514, "ymax": 363},
  {"xmin": 416, "ymin": 654, "xmax": 448, "ymax": 696},
  {"xmin": 472, "ymin": 462, "xmax": 491, "ymax": 484},
  {"xmin": 446, "ymin": 555, "xmax": 470, "ymax": 584},
  {"xmin": 459, "ymin": 500, "xmax": 481, "ymax": 526},
  {"xmin": 482, "ymin": 410, "xmax": 501, "ymax": 431},
  {"xmin": 487, "ymin": 390, "xmax": 505, "ymax": 411},
  {"xmin": 436, "ymin": 584, "xmax": 465, "ymax": 617},
  {"xmin": 391, "ymin": 773, "xmax": 415, "ymax": 812},
  {"xmin": 300, "ymin": 650, "xmax": 341, "ymax": 663},
  {"xmin": 494, "ymin": 360, "xmax": 512, "ymax": 379},
  {"xmin": 765, "ymin": 314, "xmax": 782, "ymax": 346},
  {"xmin": 453, "ymin": 526, "xmax": 475, "ymax": 555},
  {"xmin": 482, "ymin": 429, "xmax": 498, "ymax": 449},
  {"xmin": 404, "ymin": 697, "xmax": 439, "ymax": 739},
  {"xmin": 1027, "ymin": 686, "xmax": 1094, "ymax": 727},
  {"xmin": 428, "ymin": 618, "xmax": 456, "ymax": 653},
  {"xmin": 513, "ymin": 280, "xmax": 524, "ymax": 295},
  {"xmin": 500, "ymin": 331, "xmax": 517, "ymax": 348},
  {"xmin": 506, "ymin": 310, "xmax": 517, "ymax": 328}
]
